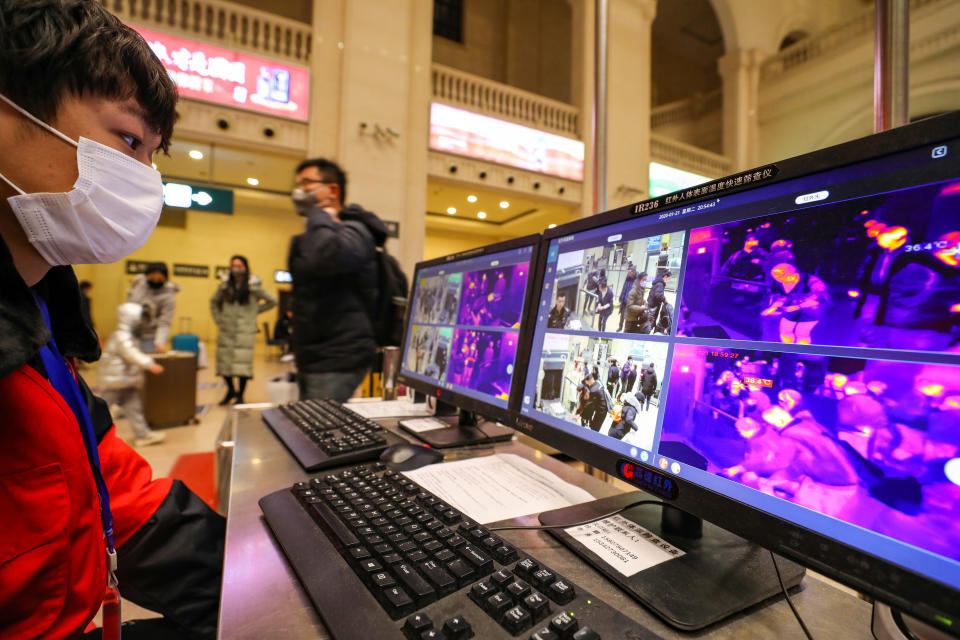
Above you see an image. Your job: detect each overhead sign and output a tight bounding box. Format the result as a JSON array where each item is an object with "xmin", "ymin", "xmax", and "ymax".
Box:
[
  {"xmin": 173, "ymin": 263, "xmax": 210, "ymax": 278},
  {"xmin": 429, "ymin": 103, "xmax": 584, "ymax": 181},
  {"xmin": 134, "ymin": 26, "xmax": 310, "ymax": 122},
  {"xmin": 125, "ymin": 260, "xmax": 151, "ymax": 275},
  {"xmin": 162, "ymin": 181, "xmax": 234, "ymax": 214}
]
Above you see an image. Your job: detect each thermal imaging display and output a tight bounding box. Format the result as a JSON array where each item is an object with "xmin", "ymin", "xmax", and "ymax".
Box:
[
  {"xmin": 520, "ymin": 132, "xmax": 960, "ymax": 591},
  {"xmin": 401, "ymin": 245, "xmax": 533, "ymax": 408}
]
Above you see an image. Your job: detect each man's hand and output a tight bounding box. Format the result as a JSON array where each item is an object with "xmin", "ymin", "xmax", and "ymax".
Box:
[
  {"xmin": 148, "ymin": 364, "xmax": 164, "ymax": 375},
  {"xmin": 154, "ymin": 343, "xmax": 168, "ymax": 353}
]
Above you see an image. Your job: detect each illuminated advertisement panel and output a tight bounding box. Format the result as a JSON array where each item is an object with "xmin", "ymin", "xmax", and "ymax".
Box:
[
  {"xmin": 133, "ymin": 26, "xmax": 310, "ymax": 122},
  {"xmin": 429, "ymin": 103, "xmax": 585, "ymax": 181}
]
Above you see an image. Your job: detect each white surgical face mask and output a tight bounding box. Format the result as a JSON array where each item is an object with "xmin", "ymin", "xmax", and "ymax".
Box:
[{"xmin": 0, "ymin": 93, "xmax": 163, "ymax": 265}]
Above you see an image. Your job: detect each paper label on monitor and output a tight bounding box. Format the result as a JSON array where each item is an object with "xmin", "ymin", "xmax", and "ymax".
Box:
[
  {"xmin": 565, "ymin": 514, "xmax": 685, "ymax": 577},
  {"xmin": 400, "ymin": 417, "xmax": 450, "ymax": 433}
]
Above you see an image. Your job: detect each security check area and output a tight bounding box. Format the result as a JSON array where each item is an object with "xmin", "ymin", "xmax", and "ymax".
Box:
[{"xmin": 216, "ymin": 113, "xmax": 960, "ymax": 640}]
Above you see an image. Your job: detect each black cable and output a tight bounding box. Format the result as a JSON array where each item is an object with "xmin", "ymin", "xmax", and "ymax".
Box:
[
  {"xmin": 770, "ymin": 550, "xmax": 815, "ymax": 640},
  {"xmin": 487, "ymin": 499, "xmax": 665, "ymax": 532}
]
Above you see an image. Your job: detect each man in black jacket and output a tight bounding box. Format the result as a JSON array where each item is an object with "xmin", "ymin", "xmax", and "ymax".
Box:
[{"xmin": 289, "ymin": 158, "xmax": 387, "ymax": 402}]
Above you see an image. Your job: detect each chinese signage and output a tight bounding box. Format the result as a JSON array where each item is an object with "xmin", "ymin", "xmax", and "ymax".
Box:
[
  {"xmin": 429, "ymin": 103, "xmax": 584, "ymax": 181},
  {"xmin": 173, "ymin": 263, "xmax": 210, "ymax": 278},
  {"xmin": 162, "ymin": 181, "xmax": 234, "ymax": 214},
  {"xmin": 125, "ymin": 260, "xmax": 151, "ymax": 275},
  {"xmin": 134, "ymin": 27, "xmax": 310, "ymax": 122}
]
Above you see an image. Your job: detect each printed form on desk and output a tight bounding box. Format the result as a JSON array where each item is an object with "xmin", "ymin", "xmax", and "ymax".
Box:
[
  {"xmin": 402, "ymin": 453, "xmax": 594, "ymax": 525},
  {"xmin": 346, "ymin": 399, "xmax": 434, "ymax": 419}
]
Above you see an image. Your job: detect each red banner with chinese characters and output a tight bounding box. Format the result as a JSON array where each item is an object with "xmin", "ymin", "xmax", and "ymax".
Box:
[{"xmin": 133, "ymin": 26, "xmax": 310, "ymax": 122}]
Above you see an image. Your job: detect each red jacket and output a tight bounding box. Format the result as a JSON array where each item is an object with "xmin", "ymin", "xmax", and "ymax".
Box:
[{"xmin": 0, "ymin": 251, "xmax": 223, "ymax": 640}]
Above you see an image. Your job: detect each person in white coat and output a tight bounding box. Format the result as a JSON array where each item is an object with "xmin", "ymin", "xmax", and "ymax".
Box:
[{"xmin": 98, "ymin": 302, "xmax": 166, "ymax": 446}]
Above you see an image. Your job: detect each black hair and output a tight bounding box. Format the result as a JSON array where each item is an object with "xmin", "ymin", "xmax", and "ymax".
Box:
[
  {"xmin": 79, "ymin": 279, "xmax": 92, "ymax": 290},
  {"xmin": 295, "ymin": 157, "xmax": 347, "ymax": 205},
  {"xmin": 145, "ymin": 262, "xmax": 167, "ymax": 278},
  {"xmin": 637, "ymin": 271, "xmax": 648, "ymax": 281},
  {"xmin": 223, "ymin": 254, "xmax": 250, "ymax": 306},
  {"xmin": 0, "ymin": 0, "xmax": 178, "ymax": 151}
]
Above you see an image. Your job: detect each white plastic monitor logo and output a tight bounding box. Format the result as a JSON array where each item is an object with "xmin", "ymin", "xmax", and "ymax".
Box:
[{"xmin": 932, "ymin": 145, "xmax": 948, "ymax": 159}]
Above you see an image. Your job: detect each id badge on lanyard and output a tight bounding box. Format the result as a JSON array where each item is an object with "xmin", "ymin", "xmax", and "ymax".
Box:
[{"xmin": 35, "ymin": 296, "xmax": 121, "ymax": 640}]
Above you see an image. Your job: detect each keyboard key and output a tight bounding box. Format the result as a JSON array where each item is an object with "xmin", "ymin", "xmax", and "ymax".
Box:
[
  {"xmin": 397, "ymin": 541, "xmax": 418, "ymax": 554},
  {"xmin": 572, "ymin": 628, "xmax": 600, "ymax": 640},
  {"xmin": 413, "ymin": 531, "xmax": 434, "ymax": 544},
  {"xmin": 446, "ymin": 535, "xmax": 467, "ymax": 548},
  {"xmin": 530, "ymin": 627, "xmax": 559, "ymax": 640},
  {"xmin": 441, "ymin": 509, "xmax": 461, "ymax": 525},
  {"xmin": 548, "ymin": 579, "xmax": 576, "ymax": 605},
  {"xmin": 434, "ymin": 549, "xmax": 457, "ymax": 563},
  {"xmin": 373, "ymin": 543, "xmax": 393, "ymax": 557},
  {"xmin": 469, "ymin": 580, "xmax": 497, "ymax": 605},
  {"xmin": 486, "ymin": 592, "xmax": 513, "ymax": 619},
  {"xmin": 506, "ymin": 579, "xmax": 532, "ymax": 601},
  {"xmin": 381, "ymin": 585, "xmax": 414, "ymax": 618},
  {"xmin": 490, "ymin": 568, "xmax": 514, "ymax": 588},
  {"xmin": 348, "ymin": 546, "xmax": 371, "ymax": 561},
  {"xmin": 503, "ymin": 605, "xmax": 533, "ymax": 634},
  {"xmin": 419, "ymin": 559, "xmax": 457, "ymax": 595},
  {"xmin": 435, "ymin": 527, "xmax": 454, "ymax": 540},
  {"xmin": 371, "ymin": 571, "xmax": 396, "ymax": 588},
  {"xmin": 481, "ymin": 536, "xmax": 502, "ymax": 551},
  {"xmin": 467, "ymin": 527, "xmax": 489, "ymax": 542},
  {"xmin": 442, "ymin": 615, "xmax": 473, "ymax": 640},
  {"xmin": 494, "ymin": 544, "xmax": 518, "ymax": 564},
  {"xmin": 401, "ymin": 607, "xmax": 431, "ymax": 635},
  {"xmin": 515, "ymin": 557, "xmax": 539, "ymax": 579},
  {"xmin": 383, "ymin": 553, "xmax": 404, "ymax": 565},
  {"xmin": 531, "ymin": 568, "xmax": 556, "ymax": 589},
  {"xmin": 406, "ymin": 550, "xmax": 429, "ymax": 563},
  {"xmin": 460, "ymin": 545, "xmax": 493, "ymax": 575},
  {"xmin": 358, "ymin": 558, "xmax": 382, "ymax": 574},
  {"xmin": 425, "ymin": 519, "xmax": 444, "ymax": 532},
  {"xmin": 423, "ymin": 540, "xmax": 444, "ymax": 553},
  {"xmin": 420, "ymin": 630, "xmax": 446, "ymax": 640},
  {"xmin": 304, "ymin": 501, "xmax": 360, "ymax": 548},
  {"xmin": 549, "ymin": 612, "xmax": 578, "ymax": 637},
  {"xmin": 394, "ymin": 563, "xmax": 436, "ymax": 607},
  {"xmin": 446, "ymin": 559, "xmax": 476, "ymax": 586},
  {"xmin": 524, "ymin": 592, "xmax": 550, "ymax": 621}
]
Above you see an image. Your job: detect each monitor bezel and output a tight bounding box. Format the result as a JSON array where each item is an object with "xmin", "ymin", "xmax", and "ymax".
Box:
[
  {"xmin": 510, "ymin": 111, "xmax": 960, "ymax": 631},
  {"xmin": 398, "ymin": 234, "xmax": 542, "ymax": 425}
]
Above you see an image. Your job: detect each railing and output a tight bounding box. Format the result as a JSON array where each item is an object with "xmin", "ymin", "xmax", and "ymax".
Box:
[
  {"xmin": 651, "ymin": 89, "xmax": 722, "ymax": 129},
  {"xmin": 650, "ymin": 133, "xmax": 731, "ymax": 178},
  {"xmin": 760, "ymin": 0, "xmax": 944, "ymax": 82},
  {"xmin": 432, "ymin": 64, "xmax": 581, "ymax": 138},
  {"xmin": 102, "ymin": 0, "xmax": 312, "ymax": 64}
]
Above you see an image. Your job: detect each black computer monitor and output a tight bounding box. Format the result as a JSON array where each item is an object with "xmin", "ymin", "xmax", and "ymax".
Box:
[
  {"xmin": 397, "ymin": 235, "xmax": 541, "ymax": 447},
  {"xmin": 513, "ymin": 113, "xmax": 960, "ymax": 634}
]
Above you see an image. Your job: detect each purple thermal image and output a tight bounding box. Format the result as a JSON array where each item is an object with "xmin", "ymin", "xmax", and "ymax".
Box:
[
  {"xmin": 678, "ymin": 180, "xmax": 960, "ymax": 352},
  {"xmin": 457, "ymin": 263, "xmax": 529, "ymax": 328},
  {"xmin": 660, "ymin": 344, "xmax": 960, "ymax": 561},
  {"xmin": 447, "ymin": 329, "xmax": 519, "ymax": 400}
]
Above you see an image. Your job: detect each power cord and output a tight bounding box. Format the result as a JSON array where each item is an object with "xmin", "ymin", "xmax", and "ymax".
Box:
[
  {"xmin": 487, "ymin": 499, "xmax": 665, "ymax": 532},
  {"xmin": 771, "ymin": 550, "xmax": 815, "ymax": 640}
]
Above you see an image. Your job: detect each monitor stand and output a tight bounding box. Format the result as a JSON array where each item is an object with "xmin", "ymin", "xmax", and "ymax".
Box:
[
  {"xmin": 398, "ymin": 399, "xmax": 514, "ymax": 449},
  {"xmin": 538, "ymin": 492, "xmax": 806, "ymax": 631}
]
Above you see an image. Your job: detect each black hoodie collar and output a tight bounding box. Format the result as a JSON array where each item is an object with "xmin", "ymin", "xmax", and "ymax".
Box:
[{"xmin": 0, "ymin": 236, "xmax": 100, "ymax": 378}]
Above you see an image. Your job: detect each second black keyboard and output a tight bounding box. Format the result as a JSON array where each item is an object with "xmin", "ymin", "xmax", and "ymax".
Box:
[
  {"xmin": 260, "ymin": 462, "xmax": 666, "ymax": 639},
  {"xmin": 262, "ymin": 398, "xmax": 406, "ymax": 471}
]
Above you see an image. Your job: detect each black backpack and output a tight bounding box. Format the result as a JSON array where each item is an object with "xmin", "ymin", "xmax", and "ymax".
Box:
[{"xmin": 371, "ymin": 247, "xmax": 409, "ymax": 347}]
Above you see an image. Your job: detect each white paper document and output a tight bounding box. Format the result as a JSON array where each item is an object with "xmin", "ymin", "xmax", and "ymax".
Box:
[
  {"xmin": 398, "ymin": 417, "xmax": 449, "ymax": 433},
  {"xmin": 347, "ymin": 399, "xmax": 434, "ymax": 419},
  {"xmin": 402, "ymin": 453, "xmax": 594, "ymax": 524},
  {"xmin": 565, "ymin": 514, "xmax": 685, "ymax": 577}
]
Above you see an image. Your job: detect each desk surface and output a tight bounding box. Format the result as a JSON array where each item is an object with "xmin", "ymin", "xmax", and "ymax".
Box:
[{"xmin": 218, "ymin": 408, "xmax": 874, "ymax": 640}]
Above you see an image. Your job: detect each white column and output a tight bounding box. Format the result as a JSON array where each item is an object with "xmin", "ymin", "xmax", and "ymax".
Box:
[
  {"xmin": 571, "ymin": 0, "xmax": 595, "ymax": 218},
  {"xmin": 307, "ymin": 0, "xmax": 430, "ymax": 275},
  {"xmin": 604, "ymin": 0, "xmax": 657, "ymax": 210},
  {"xmin": 718, "ymin": 48, "xmax": 762, "ymax": 172}
]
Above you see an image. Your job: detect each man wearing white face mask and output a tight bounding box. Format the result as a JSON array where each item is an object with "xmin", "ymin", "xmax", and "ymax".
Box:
[{"xmin": 0, "ymin": 2, "xmax": 223, "ymax": 639}]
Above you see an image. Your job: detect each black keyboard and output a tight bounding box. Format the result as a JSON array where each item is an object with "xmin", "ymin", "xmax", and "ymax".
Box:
[
  {"xmin": 262, "ymin": 399, "xmax": 406, "ymax": 471},
  {"xmin": 259, "ymin": 462, "xmax": 665, "ymax": 639}
]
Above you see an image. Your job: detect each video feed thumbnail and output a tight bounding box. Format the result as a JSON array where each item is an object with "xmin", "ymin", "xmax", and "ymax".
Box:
[
  {"xmin": 448, "ymin": 329, "xmax": 519, "ymax": 400},
  {"xmin": 412, "ymin": 273, "xmax": 463, "ymax": 325},
  {"xmin": 457, "ymin": 263, "xmax": 529, "ymax": 328},
  {"xmin": 661, "ymin": 344, "xmax": 960, "ymax": 562},
  {"xmin": 547, "ymin": 232, "xmax": 685, "ymax": 335},
  {"xmin": 678, "ymin": 181, "xmax": 960, "ymax": 352},
  {"xmin": 403, "ymin": 325, "xmax": 453, "ymax": 382},
  {"xmin": 531, "ymin": 333, "xmax": 670, "ymax": 451}
]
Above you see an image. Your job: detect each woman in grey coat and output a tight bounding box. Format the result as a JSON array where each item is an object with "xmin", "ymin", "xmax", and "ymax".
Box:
[{"xmin": 211, "ymin": 255, "xmax": 277, "ymax": 404}]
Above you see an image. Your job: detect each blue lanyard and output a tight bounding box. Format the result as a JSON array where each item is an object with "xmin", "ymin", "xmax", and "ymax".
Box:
[{"xmin": 34, "ymin": 296, "xmax": 116, "ymax": 559}]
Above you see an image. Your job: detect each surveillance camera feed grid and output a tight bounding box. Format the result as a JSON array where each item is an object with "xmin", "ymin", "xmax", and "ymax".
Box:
[
  {"xmin": 660, "ymin": 344, "xmax": 960, "ymax": 563},
  {"xmin": 402, "ymin": 249, "xmax": 531, "ymax": 406}
]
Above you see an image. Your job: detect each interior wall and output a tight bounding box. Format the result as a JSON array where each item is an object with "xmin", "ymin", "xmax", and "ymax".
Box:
[
  {"xmin": 432, "ymin": 0, "xmax": 508, "ymax": 82},
  {"xmin": 422, "ymin": 228, "xmax": 508, "ymax": 261},
  {"xmin": 225, "ymin": 0, "xmax": 313, "ymax": 23},
  {"xmin": 77, "ymin": 195, "xmax": 302, "ymax": 347}
]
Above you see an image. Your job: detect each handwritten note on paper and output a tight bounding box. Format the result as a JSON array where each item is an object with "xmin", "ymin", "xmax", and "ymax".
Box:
[
  {"xmin": 402, "ymin": 453, "xmax": 594, "ymax": 524},
  {"xmin": 565, "ymin": 514, "xmax": 685, "ymax": 576}
]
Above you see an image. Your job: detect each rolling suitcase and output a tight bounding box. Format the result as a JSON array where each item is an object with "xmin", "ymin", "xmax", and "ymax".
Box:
[
  {"xmin": 142, "ymin": 351, "xmax": 198, "ymax": 427},
  {"xmin": 171, "ymin": 316, "xmax": 199, "ymax": 353}
]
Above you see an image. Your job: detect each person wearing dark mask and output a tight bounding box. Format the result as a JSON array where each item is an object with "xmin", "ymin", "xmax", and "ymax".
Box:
[
  {"xmin": 127, "ymin": 261, "xmax": 179, "ymax": 352},
  {"xmin": 288, "ymin": 158, "xmax": 387, "ymax": 402},
  {"xmin": 210, "ymin": 255, "xmax": 276, "ymax": 404},
  {"xmin": 0, "ymin": 2, "xmax": 223, "ymax": 638}
]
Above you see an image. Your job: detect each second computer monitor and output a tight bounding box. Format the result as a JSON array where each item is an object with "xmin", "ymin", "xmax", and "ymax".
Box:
[{"xmin": 399, "ymin": 235, "xmax": 540, "ymax": 424}]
